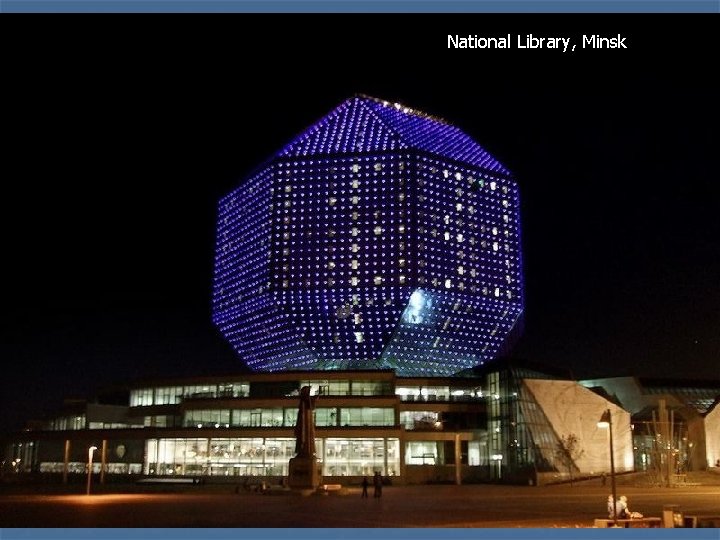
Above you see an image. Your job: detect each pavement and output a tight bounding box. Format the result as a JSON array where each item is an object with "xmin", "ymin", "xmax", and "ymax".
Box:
[{"xmin": 1, "ymin": 482, "xmax": 719, "ymax": 527}]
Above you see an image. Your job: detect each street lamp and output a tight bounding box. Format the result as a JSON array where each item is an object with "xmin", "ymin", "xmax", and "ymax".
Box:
[
  {"xmin": 86, "ymin": 446, "xmax": 98, "ymax": 496},
  {"xmin": 598, "ymin": 409, "xmax": 617, "ymax": 526}
]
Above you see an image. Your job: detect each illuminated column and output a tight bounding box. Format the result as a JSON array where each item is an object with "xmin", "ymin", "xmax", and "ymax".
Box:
[
  {"xmin": 454, "ymin": 434, "xmax": 462, "ymax": 485},
  {"xmin": 100, "ymin": 439, "xmax": 108, "ymax": 484},
  {"xmin": 62, "ymin": 439, "xmax": 70, "ymax": 484}
]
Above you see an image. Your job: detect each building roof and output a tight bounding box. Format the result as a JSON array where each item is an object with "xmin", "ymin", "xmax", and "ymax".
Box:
[{"xmin": 278, "ymin": 95, "xmax": 510, "ymax": 174}]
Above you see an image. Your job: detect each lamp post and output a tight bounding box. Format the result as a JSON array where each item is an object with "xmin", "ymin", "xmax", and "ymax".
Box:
[
  {"xmin": 598, "ymin": 409, "xmax": 617, "ymax": 526},
  {"xmin": 86, "ymin": 446, "xmax": 98, "ymax": 496}
]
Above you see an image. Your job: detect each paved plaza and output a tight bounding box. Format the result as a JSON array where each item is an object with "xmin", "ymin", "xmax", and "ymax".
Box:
[{"xmin": 1, "ymin": 483, "xmax": 719, "ymax": 528}]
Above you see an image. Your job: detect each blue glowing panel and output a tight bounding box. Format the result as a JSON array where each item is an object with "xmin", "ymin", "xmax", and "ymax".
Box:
[{"xmin": 213, "ymin": 96, "xmax": 524, "ymax": 375}]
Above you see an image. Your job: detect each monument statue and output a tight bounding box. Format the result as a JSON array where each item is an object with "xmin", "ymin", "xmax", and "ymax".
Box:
[
  {"xmin": 287, "ymin": 385, "xmax": 321, "ymax": 489},
  {"xmin": 294, "ymin": 385, "xmax": 316, "ymax": 457}
]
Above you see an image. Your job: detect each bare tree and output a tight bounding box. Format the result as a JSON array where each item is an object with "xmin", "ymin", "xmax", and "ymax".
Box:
[{"xmin": 555, "ymin": 433, "xmax": 584, "ymax": 486}]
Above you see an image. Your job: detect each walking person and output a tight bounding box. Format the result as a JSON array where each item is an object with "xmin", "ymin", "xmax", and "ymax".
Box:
[
  {"xmin": 373, "ymin": 471, "xmax": 383, "ymax": 498},
  {"xmin": 361, "ymin": 476, "xmax": 369, "ymax": 498}
]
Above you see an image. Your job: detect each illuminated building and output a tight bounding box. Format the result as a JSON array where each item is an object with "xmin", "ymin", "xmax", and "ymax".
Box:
[
  {"xmin": 9, "ymin": 97, "xmax": 714, "ymax": 487},
  {"xmin": 212, "ymin": 95, "xmax": 524, "ymax": 376}
]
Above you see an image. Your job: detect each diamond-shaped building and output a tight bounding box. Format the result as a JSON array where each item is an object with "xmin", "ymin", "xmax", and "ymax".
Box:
[{"xmin": 212, "ymin": 96, "xmax": 524, "ymax": 376}]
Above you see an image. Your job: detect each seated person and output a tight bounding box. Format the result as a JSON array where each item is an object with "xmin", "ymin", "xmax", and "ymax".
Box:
[{"xmin": 617, "ymin": 495, "xmax": 644, "ymax": 519}]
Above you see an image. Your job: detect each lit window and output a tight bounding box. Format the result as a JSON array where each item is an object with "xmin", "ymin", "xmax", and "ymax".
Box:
[
  {"xmin": 327, "ymin": 261, "xmax": 336, "ymax": 269},
  {"xmin": 457, "ymin": 234, "xmax": 464, "ymax": 243},
  {"xmin": 351, "ymin": 164, "xmax": 360, "ymax": 173},
  {"xmin": 457, "ymin": 266, "xmax": 464, "ymax": 275},
  {"xmin": 284, "ymin": 200, "xmax": 292, "ymax": 208},
  {"xmin": 282, "ymin": 248, "xmax": 290, "ymax": 256},
  {"xmin": 444, "ymin": 215, "xmax": 451, "ymax": 225},
  {"xmin": 354, "ymin": 314, "xmax": 362, "ymax": 325},
  {"xmin": 282, "ymin": 232, "xmax": 290, "ymax": 240},
  {"xmin": 351, "ymin": 211, "xmax": 359, "ymax": 221},
  {"xmin": 490, "ymin": 181, "xmax": 497, "ymax": 190},
  {"xmin": 443, "ymin": 170, "xmax": 449, "ymax": 178},
  {"xmin": 492, "ymin": 227, "xmax": 498, "ymax": 235},
  {"xmin": 445, "ymin": 279, "xmax": 452, "ymax": 289},
  {"xmin": 352, "ymin": 179, "xmax": 359, "ymax": 189},
  {"xmin": 328, "ymin": 197, "xmax": 337, "ymax": 206},
  {"xmin": 398, "ymin": 225, "xmax": 406, "ymax": 233},
  {"xmin": 354, "ymin": 332, "xmax": 364, "ymax": 343},
  {"xmin": 456, "ymin": 203, "xmax": 463, "ymax": 212},
  {"xmin": 398, "ymin": 259, "xmax": 406, "ymax": 267},
  {"xmin": 283, "ymin": 280, "xmax": 289, "ymax": 288},
  {"xmin": 328, "ymin": 229, "xmax": 336, "ymax": 237},
  {"xmin": 351, "ymin": 196, "xmax": 359, "ymax": 205},
  {"xmin": 327, "ymin": 278, "xmax": 335, "ymax": 286},
  {"xmin": 374, "ymin": 276, "xmax": 383, "ymax": 285},
  {"xmin": 374, "ymin": 163, "xmax": 383, "ymax": 171},
  {"xmin": 351, "ymin": 243, "xmax": 360, "ymax": 253},
  {"xmin": 350, "ymin": 276, "xmax": 359, "ymax": 286},
  {"xmin": 470, "ymin": 269, "xmax": 477, "ymax": 278},
  {"xmin": 502, "ymin": 200, "xmax": 509, "ymax": 208},
  {"xmin": 398, "ymin": 193, "xmax": 406, "ymax": 201},
  {"xmin": 444, "ymin": 232, "xmax": 450, "ymax": 241},
  {"xmin": 374, "ymin": 226, "xmax": 383, "ymax": 236},
  {"xmin": 284, "ymin": 185, "xmax": 292, "ymax": 193},
  {"xmin": 351, "ymin": 260, "xmax": 359, "ymax": 269},
  {"xmin": 455, "ymin": 172, "xmax": 462, "ymax": 181},
  {"xmin": 399, "ymin": 275, "xmax": 406, "ymax": 284},
  {"xmin": 351, "ymin": 227, "xmax": 359, "ymax": 237},
  {"xmin": 494, "ymin": 288, "xmax": 500, "ymax": 297},
  {"xmin": 493, "ymin": 242, "xmax": 499, "ymax": 251}
]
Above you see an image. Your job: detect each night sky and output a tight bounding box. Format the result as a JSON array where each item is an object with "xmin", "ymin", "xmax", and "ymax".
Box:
[{"xmin": 2, "ymin": 15, "xmax": 718, "ymax": 434}]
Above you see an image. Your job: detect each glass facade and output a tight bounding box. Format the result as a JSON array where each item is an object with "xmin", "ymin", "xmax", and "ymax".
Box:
[
  {"xmin": 130, "ymin": 382, "xmax": 250, "ymax": 407},
  {"xmin": 182, "ymin": 407, "xmax": 395, "ymax": 428},
  {"xmin": 212, "ymin": 96, "xmax": 523, "ymax": 376},
  {"xmin": 144, "ymin": 437, "xmax": 399, "ymax": 477}
]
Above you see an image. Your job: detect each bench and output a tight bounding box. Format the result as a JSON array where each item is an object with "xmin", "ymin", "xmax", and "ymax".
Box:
[
  {"xmin": 594, "ymin": 518, "xmax": 662, "ymax": 528},
  {"xmin": 136, "ymin": 477, "xmax": 199, "ymax": 484},
  {"xmin": 320, "ymin": 483, "xmax": 342, "ymax": 491}
]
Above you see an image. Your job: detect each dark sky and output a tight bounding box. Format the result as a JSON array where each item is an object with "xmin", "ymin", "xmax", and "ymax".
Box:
[{"xmin": 2, "ymin": 15, "xmax": 718, "ymax": 433}]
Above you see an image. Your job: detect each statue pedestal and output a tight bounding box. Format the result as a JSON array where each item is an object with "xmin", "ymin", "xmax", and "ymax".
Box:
[{"xmin": 288, "ymin": 456, "xmax": 321, "ymax": 489}]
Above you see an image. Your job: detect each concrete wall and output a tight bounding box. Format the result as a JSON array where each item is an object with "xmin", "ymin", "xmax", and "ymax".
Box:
[
  {"xmin": 524, "ymin": 379, "xmax": 634, "ymax": 474},
  {"xmin": 705, "ymin": 403, "xmax": 720, "ymax": 468}
]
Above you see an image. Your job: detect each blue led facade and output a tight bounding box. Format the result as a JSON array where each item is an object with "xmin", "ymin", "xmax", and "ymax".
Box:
[{"xmin": 213, "ymin": 96, "xmax": 524, "ymax": 376}]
